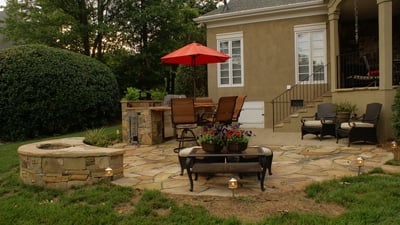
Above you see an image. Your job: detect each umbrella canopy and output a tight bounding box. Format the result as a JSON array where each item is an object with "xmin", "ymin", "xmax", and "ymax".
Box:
[
  {"xmin": 161, "ymin": 42, "xmax": 230, "ymax": 97},
  {"xmin": 161, "ymin": 42, "xmax": 230, "ymax": 66}
]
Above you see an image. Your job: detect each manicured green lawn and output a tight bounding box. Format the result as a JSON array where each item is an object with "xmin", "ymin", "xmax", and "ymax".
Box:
[{"xmin": 1, "ymin": 126, "xmax": 400, "ymax": 224}]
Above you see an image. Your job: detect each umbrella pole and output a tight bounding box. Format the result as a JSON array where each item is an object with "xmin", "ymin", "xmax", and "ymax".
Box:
[
  {"xmin": 193, "ymin": 75, "xmax": 196, "ymax": 98},
  {"xmin": 192, "ymin": 56, "xmax": 196, "ymax": 98}
]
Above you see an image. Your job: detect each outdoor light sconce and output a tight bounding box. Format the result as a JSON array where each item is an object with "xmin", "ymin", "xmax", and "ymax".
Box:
[
  {"xmin": 391, "ymin": 141, "xmax": 400, "ymax": 161},
  {"xmin": 356, "ymin": 157, "xmax": 364, "ymax": 176},
  {"xmin": 228, "ymin": 177, "xmax": 238, "ymax": 197},
  {"xmin": 105, "ymin": 167, "xmax": 113, "ymax": 177}
]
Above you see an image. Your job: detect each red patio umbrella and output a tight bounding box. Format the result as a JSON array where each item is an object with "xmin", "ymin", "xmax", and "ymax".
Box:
[{"xmin": 161, "ymin": 42, "xmax": 230, "ymax": 97}]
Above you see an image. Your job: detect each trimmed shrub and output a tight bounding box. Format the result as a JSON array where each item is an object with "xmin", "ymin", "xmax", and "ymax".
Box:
[
  {"xmin": 393, "ymin": 87, "xmax": 400, "ymax": 141},
  {"xmin": 0, "ymin": 44, "xmax": 119, "ymax": 141}
]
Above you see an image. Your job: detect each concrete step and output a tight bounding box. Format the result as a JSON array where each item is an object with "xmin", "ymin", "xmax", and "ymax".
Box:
[{"xmin": 274, "ymin": 94, "xmax": 332, "ymax": 132}]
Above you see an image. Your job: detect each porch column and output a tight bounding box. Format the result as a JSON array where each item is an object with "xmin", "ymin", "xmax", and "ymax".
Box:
[
  {"xmin": 377, "ymin": 0, "xmax": 392, "ymax": 90},
  {"xmin": 328, "ymin": 9, "xmax": 340, "ymax": 91}
]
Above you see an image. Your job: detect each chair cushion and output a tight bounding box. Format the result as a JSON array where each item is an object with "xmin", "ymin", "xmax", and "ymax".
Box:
[
  {"xmin": 242, "ymin": 146, "xmax": 273, "ymax": 159},
  {"xmin": 340, "ymin": 122, "xmax": 375, "ymax": 130},
  {"xmin": 368, "ymin": 70, "xmax": 379, "ymax": 76},
  {"xmin": 179, "ymin": 146, "xmax": 273, "ymax": 157},
  {"xmin": 178, "ymin": 146, "xmax": 197, "ymax": 157},
  {"xmin": 303, "ymin": 120, "xmax": 323, "ymax": 128},
  {"xmin": 261, "ymin": 147, "xmax": 273, "ymax": 156}
]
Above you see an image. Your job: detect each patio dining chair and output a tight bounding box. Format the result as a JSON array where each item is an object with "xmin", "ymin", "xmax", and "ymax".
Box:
[
  {"xmin": 336, "ymin": 102, "xmax": 382, "ymax": 146},
  {"xmin": 200, "ymin": 96, "xmax": 237, "ymax": 127},
  {"xmin": 232, "ymin": 95, "xmax": 247, "ymax": 123},
  {"xmin": 171, "ymin": 98, "xmax": 199, "ymax": 175},
  {"xmin": 301, "ymin": 103, "xmax": 336, "ymax": 141}
]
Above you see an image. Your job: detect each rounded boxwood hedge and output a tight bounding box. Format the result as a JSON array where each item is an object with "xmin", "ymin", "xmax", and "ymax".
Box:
[{"xmin": 0, "ymin": 44, "xmax": 120, "ymax": 141}]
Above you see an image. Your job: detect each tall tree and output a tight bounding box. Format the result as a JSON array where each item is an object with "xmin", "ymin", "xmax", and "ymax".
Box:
[
  {"xmin": 1, "ymin": 0, "xmax": 218, "ymax": 95},
  {"xmin": 1, "ymin": 0, "xmax": 122, "ymax": 59}
]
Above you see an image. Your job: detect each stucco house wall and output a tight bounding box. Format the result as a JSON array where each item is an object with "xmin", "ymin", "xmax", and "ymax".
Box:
[{"xmin": 206, "ymin": 15, "xmax": 328, "ymax": 128}]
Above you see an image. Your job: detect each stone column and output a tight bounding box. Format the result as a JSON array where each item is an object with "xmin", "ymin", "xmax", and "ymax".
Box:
[
  {"xmin": 328, "ymin": 9, "xmax": 340, "ymax": 91},
  {"xmin": 377, "ymin": 0, "xmax": 393, "ymax": 90}
]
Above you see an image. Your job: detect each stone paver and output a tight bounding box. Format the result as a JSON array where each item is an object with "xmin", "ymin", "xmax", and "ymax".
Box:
[{"xmin": 112, "ymin": 129, "xmax": 400, "ymax": 197}]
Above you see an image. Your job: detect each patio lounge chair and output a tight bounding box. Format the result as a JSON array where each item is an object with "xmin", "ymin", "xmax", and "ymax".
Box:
[
  {"xmin": 336, "ymin": 102, "xmax": 382, "ymax": 146},
  {"xmin": 171, "ymin": 98, "xmax": 199, "ymax": 175},
  {"xmin": 301, "ymin": 103, "xmax": 336, "ymax": 141}
]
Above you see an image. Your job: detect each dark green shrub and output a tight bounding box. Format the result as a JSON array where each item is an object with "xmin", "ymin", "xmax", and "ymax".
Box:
[
  {"xmin": 0, "ymin": 44, "xmax": 119, "ymax": 141},
  {"xmin": 392, "ymin": 87, "xmax": 400, "ymax": 140}
]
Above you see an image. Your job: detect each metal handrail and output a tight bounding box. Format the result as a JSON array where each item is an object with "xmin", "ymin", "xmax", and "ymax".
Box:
[{"xmin": 271, "ymin": 65, "xmax": 330, "ymax": 131}]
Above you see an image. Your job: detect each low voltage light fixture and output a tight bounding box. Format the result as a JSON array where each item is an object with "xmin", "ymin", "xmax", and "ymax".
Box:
[
  {"xmin": 356, "ymin": 157, "xmax": 364, "ymax": 176},
  {"xmin": 391, "ymin": 141, "xmax": 400, "ymax": 161},
  {"xmin": 391, "ymin": 141, "xmax": 398, "ymax": 149},
  {"xmin": 228, "ymin": 177, "xmax": 238, "ymax": 197},
  {"xmin": 105, "ymin": 167, "xmax": 113, "ymax": 177}
]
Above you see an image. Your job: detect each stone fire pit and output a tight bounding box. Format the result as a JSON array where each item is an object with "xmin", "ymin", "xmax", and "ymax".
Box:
[{"xmin": 18, "ymin": 137, "xmax": 125, "ymax": 189}]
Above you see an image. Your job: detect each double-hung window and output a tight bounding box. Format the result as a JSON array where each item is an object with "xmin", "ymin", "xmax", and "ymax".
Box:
[
  {"xmin": 217, "ymin": 32, "xmax": 243, "ymax": 87},
  {"xmin": 294, "ymin": 23, "xmax": 327, "ymax": 84}
]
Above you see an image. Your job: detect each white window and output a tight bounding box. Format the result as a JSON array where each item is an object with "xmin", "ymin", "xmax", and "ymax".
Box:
[
  {"xmin": 217, "ymin": 32, "xmax": 243, "ymax": 87},
  {"xmin": 294, "ymin": 23, "xmax": 327, "ymax": 84}
]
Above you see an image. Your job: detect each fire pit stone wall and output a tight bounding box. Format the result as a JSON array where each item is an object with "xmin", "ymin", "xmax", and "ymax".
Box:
[{"xmin": 18, "ymin": 137, "xmax": 124, "ymax": 189}]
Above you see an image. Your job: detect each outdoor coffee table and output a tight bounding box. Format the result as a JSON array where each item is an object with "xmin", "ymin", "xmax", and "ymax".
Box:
[{"xmin": 185, "ymin": 146, "xmax": 272, "ymax": 192}]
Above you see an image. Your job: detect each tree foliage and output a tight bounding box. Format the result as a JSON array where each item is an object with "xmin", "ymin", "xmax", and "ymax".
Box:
[{"xmin": 1, "ymin": 0, "xmax": 218, "ymax": 96}]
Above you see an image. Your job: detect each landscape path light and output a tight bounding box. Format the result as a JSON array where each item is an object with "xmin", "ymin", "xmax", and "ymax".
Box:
[
  {"xmin": 105, "ymin": 167, "xmax": 113, "ymax": 177},
  {"xmin": 391, "ymin": 141, "xmax": 400, "ymax": 161},
  {"xmin": 228, "ymin": 177, "xmax": 238, "ymax": 198},
  {"xmin": 356, "ymin": 157, "xmax": 364, "ymax": 176}
]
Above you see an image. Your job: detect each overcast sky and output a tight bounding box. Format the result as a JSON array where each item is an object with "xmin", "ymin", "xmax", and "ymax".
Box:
[{"xmin": 0, "ymin": 0, "xmax": 5, "ymax": 8}]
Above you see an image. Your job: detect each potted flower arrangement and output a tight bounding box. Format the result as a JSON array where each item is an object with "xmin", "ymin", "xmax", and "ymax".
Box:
[
  {"xmin": 226, "ymin": 126, "xmax": 252, "ymax": 153},
  {"xmin": 198, "ymin": 123, "xmax": 253, "ymax": 153},
  {"xmin": 198, "ymin": 125, "xmax": 226, "ymax": 153}
]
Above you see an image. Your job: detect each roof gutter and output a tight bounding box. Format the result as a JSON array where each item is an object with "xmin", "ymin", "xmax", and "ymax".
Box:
[{"xmin": 195, "ymin": 0, "xmax": 326, "ymax": 25}]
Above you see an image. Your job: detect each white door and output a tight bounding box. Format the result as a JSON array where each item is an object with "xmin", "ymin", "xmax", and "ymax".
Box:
[{"xmin": 238, "ymin": 101, "xmax": 264, "ymax": 128}]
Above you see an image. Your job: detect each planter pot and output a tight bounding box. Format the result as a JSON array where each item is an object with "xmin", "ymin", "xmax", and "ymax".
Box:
[
  {"xmin": 337, "ymin": 111, "xmax": 351, "ymax": 123},
  {"xmin": 201, "ymin": 143, "xmax": 223, "ymax": 153},
  {"xmin": 227, "ymin": 142, "xmax": 248, "ymax": 153}
]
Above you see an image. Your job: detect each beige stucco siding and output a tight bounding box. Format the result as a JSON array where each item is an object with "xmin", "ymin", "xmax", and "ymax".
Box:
[{"xmin": 206, "ymin": 15, "xmax": 328, "ymax": 128}]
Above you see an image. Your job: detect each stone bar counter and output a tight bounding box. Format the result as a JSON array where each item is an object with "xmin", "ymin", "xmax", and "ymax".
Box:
[{"xmin": 121, "ymin": 100, "xmax": 174, "ymax": 145}]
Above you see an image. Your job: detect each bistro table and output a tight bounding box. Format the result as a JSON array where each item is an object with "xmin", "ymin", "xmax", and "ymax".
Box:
[{"xmin": 185, "ymin": 146, "xmax": 273, "ymax": 191}]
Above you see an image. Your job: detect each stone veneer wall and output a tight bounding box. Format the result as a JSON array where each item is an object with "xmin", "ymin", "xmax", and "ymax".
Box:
[
  {"xmin": 18, "ymin": 137, "xmax": 124, "ymax": 189},
  {"xmin": 121, "ymin": 100, "xmax": 168, "ymax": 145}
]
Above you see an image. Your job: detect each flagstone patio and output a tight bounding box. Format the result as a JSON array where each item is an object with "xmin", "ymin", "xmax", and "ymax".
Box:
[{"xmin": 113, "ymin": 129, "xmax": 399, "ymax": 197}]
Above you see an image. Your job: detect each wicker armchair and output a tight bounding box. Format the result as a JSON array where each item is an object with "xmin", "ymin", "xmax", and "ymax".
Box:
[
  {"xmin": 336, "ymin": 102, "xmax": 382, "ymax": 146},
  {"xmin": 301, "ymin": 103, "xmax": 336, "ymax": 141}
]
